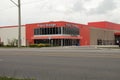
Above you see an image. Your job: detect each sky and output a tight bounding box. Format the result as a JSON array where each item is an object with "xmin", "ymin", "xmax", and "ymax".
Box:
[{"xmin": 0, "ymin": 0, "xmax": 120, "ymax": 26}]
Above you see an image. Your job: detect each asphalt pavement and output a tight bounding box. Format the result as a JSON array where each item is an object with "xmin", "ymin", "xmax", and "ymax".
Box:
[{"xmin": 0, "ymin": 47, "xmax": 120, "ymax": 80}]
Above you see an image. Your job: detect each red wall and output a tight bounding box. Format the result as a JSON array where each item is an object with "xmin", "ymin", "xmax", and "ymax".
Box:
[
  {"xmin": 88, "ymin": 21, "xmax": 120, "ymax": 30},
  {"xmin": 26, "ymin": 21, "xmax": 84, "ymax": 46},
  {"xmin": 26, "ymin": 24, "xmax": 39, "ymax": 45},
  {"xmin": 80, "ymin": 25, "xmax": 90, "ymax": 46}
]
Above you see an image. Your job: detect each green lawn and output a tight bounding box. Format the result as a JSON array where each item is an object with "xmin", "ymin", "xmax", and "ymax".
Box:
[{"xmin": 0, "ymin": 76, "xmax": 35, "ymax": 80}]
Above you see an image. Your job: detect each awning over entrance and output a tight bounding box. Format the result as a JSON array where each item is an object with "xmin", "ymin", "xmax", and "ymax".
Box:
[
  {"xmin": 115, "ymin": 32, "xmax": 120, "ymax": 35},
  {"xmin": 32, "ymin": 35, "xmax": 81, "ymax": 40}
]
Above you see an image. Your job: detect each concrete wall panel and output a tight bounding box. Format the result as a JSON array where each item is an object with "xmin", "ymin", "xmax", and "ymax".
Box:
[
  {"xmin": 90, "ymin": 27, "xmax": 115, "ymax": 45},
  {"xmin": 0, "ymin": 26, "xmax": 26, "ymax": 46}
]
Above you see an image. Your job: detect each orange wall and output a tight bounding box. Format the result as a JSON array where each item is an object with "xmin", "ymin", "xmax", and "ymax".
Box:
[
  {"xmin": 26, "ymin": 24, "xmax": 39, "ymax": 45},
  {"xmin": 26, "ymin": 21, "xmax": 83, "ymax": 46},
  {"xmin": 80, "ymin": 25, "xmax": 90, "ymax": 46},
  {"xmin": 88, "ymin": 21, "xmax": 120, "ymax": 30}
]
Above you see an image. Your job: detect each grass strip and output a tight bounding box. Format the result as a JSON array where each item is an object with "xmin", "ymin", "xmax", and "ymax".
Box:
[{"xmin": 0, "ymin": 76, "xmax": 35, "ymax": 80}]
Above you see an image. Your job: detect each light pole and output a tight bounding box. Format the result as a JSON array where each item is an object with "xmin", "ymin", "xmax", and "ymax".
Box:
[{"xmin": 10, "ymin": 0, "xmax": 21, "ymax": 48}]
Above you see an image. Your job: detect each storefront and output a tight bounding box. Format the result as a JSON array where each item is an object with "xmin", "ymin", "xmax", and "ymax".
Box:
[{"xmin": 32, "ymin": 22, "xmax": 80, "ymax": 46}]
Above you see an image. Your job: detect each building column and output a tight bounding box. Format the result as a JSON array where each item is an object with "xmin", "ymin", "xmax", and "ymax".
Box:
[
  {"xmin": 61, "ymin": 39, "xmax": 63, "ymax": 47},
  {"xmin": 61, "ymin": 27, "xmax": 63, "ymax": 35}
]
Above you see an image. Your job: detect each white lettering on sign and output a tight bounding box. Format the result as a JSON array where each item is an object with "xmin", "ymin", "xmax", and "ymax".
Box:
[
  {"xmin": 39, "ymin": 24, "xmax": 56, "ymax": 27},
  {"xmin": 65, "ymin": 23, "xmax": 78, "ymax": 28}
]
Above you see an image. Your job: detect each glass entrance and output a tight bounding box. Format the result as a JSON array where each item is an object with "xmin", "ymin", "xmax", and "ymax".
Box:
[
  {"xmin": 34, "ymin": 39, "xmax": 80, "ymax": 46},
  {"xmin": 115, "ymin": 35, "xmax": 120, "ymax": 45}
]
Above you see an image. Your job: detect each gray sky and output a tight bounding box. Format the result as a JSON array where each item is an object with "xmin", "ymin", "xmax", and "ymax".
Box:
[{"xmin": 0, "ymin": 0, "xmax": 120, "ymax": 26}]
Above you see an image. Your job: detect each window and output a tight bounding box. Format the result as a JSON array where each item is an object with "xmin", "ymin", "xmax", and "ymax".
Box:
[
  {"xmin": 62, "ymin": 26, "xmax": 80, "ymax": 35},
  {"xmin": 34, "ymin": 27, "xmax": 62, "ymax": 35}
]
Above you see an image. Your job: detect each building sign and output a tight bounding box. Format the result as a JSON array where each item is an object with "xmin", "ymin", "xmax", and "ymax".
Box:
[
  {"xmin": 65, "ymin": 23, "xmax": 78, "ymax": 28},
  {"xmin": 39, "ymin": 24, "xmax": 57, "ymax": 27}
]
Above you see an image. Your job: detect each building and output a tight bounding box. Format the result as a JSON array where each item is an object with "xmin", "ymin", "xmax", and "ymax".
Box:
[
  {"xmin": 0, "ymin": 21, "xmax": 120, "ymax": 46},
  {"xmin": 26, "ymin": 21, "xmax": 82, "ymax": 46},
  {"xmin": 88, "ymin": 21, "xmax": 120, "ymax": 45},
  {"xmin": 0, "ymin": 25, "xmax": 26, "ymax": 46}
]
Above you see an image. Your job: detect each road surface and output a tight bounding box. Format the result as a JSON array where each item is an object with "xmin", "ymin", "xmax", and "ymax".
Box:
[{"xmin": 0, "ymin": 47, "xmax": 120, "ymax": 80}]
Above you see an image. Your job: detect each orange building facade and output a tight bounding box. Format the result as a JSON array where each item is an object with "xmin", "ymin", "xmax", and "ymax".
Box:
[{"xmin": 26, "ymin": 21, "xmax": 84, "ymax": 46}]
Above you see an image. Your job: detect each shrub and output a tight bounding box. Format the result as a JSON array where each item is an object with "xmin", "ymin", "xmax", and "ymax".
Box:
[
  {"xmin": 4, "ymin": 45, "xmax": 17, "ymax": 47},
  {"xmin": 0, "ymin": 42, "xmax": 4, "ymax": 47},
  {"xmin": 45, "ymin": 44, "xmax": 51, "ymax": 47},
  {"xmin": 37, "ymin": 44, "xmax": 46, "ymax": 47},
  {"xmin": 29, "ymin": 44, "xmax": 38, "ymax": 47},
  {"xmin": 29, "ymin": 43, "xmax": 51, "ymax": 47}
]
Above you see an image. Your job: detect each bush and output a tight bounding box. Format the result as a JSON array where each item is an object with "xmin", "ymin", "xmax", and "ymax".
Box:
[
  {"xmin": 37, "ymin": 44, "xmax": 46, "ymax": 47},
  {"xmin": 6, "ymin": 45, "xmax": 17, "ymax": 47},
  {"xmin": 45, "ymin": 44, "xmax": 51, "ymax": 47},
  {"xmin": 29, "ymin": 43, "xmax": 51, "ymax": 48},
  {"xmin": 0, "ymin": 42, "xmax": 4, "ymax": 47},
  {"xmin": 29, "ymin": 44, "xmax": 38, "ymax": 47}
]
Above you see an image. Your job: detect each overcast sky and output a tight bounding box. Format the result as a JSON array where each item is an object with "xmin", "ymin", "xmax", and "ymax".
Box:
[{"xmin": 0, "ymin": 0, "xmax": 120, "ymax": 26}]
